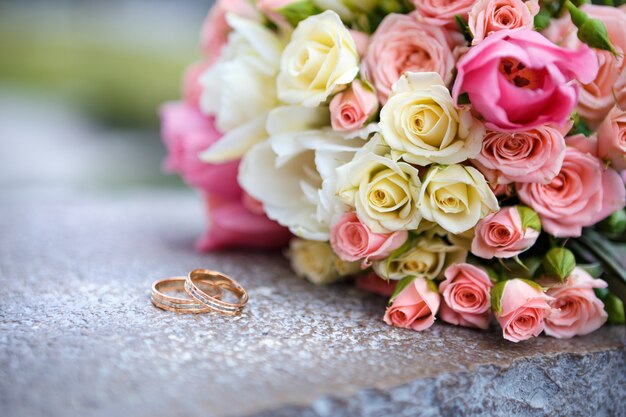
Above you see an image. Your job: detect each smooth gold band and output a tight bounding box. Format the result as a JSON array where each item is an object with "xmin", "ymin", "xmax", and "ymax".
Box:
[
  {"xmin": 185, "ymin": 269, "xmax": 248, "ymax": 315},
  {"xmin": 151, "ymin": 276, "xmax": 222, "ymax": 314}
]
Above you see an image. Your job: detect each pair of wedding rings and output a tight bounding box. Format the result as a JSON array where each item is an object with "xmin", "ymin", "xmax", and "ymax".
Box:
[{"xmin": 151, "ymin": 269, "xmax": 248, "ymax": 315}]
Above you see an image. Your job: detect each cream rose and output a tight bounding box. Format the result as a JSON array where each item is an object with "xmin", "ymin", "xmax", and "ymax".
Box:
[
  {"xmin": 373, "ymin": 235, "xmax": 468, "ymax": 281},
  {"xmin": 277, "ymin": 10, "xmax": 360, "ymax": 107},
  {"xmin": 288, "ymin": 238, "xmax": 360, "ymax": 285},
  {"xmin": 419, "ymin": 164, "xmax": 499, "ymax": 234},
  {"xmin": 200, "ymin": 14, "xmax": 284, "ymax": 162},
  {"xmin": 380, "ymin": 72, "xmax": 484, "ymax": 166},
  {"xmin": 336, "ymin": 138, "xmax": 422, "ymax": 233}
]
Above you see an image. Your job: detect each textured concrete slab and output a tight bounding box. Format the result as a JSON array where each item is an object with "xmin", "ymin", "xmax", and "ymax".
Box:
[{"xmin": 1, "ymin": 188, "xmax": 624, "ymax": 417}]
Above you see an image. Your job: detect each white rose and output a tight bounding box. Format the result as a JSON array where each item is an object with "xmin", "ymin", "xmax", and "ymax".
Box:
[
  {"xmin": 288, "ymin": 238, "xmax": 360, "ymax": 284},
  {"xmin": 199, "ymin": 14, "xmax": 284, "ymax": 163},
  {"xmin": 277, "ymin": 10, "xmax": 359, "ymax": 107},
  {"xmin": 335, "ymin": 136, "xmax": 422, "ymax": 233},
  {"xmin": 239, "ymin": 106, "xmax": 365, "ymax": 240},
  {"xmin": 379, "ymin": 72, "xmax": 485, "ymax": 166},
  {"xmin": 418, "ymin": 164, "xmax": 499, "ymax": 234},
  {"xmin": 373, "ymin": 235, "xmax": 468, "ymax": 280}
]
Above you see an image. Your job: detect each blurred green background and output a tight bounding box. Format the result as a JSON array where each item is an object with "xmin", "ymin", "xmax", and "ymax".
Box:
[{"xmin": 0, "ymin": 0, "xmax": 213, "ymax": 128}]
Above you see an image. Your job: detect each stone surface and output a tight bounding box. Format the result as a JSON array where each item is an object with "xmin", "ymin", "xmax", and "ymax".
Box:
[{"xmin": 0, "ymin": 188, "xmax": 625, "ymax": 417}]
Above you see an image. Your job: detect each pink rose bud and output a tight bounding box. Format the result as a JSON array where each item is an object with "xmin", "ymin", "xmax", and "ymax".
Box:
[
  {"xmin": 412, "ymin": 0, "xmax": 476, "ymax": 28},
  {"xmin": 542, "ymin": 268, "xmax": 609, "ymax": 339},
  {"xmin": 493, "ymin": 279, "xmax": 553, "ymax": 343},
  {"xmin": 468, "ymin": 0, "xmax": 539, "ymax": 45},
  {"xmin": 597, "ymin": 106, "xmax": 626, "ymax": 171},
  {"xmin": 330, "ymin": 212, "xmax": 407, "ymax": 267},
  {"xmin": 543, "ymin": 5, "xmax": 626, "ymax": 125},
  {"xmin": 517, "ymin": 140, "xmax": 626, "ymax": 238},
  {"xmin": 384, "ymin": 277, "xmax": 441, "ymax": 331},
  {"xmin": 362, "ymin": 14, "xmax": 457, "ymax": 103},
  {"xmin": 453, "ymin": 29, "xmax": 599, "ymax": 131},
  {"xmin": 329, "ymin": 80, "xmax": 379, "ymax": 132},
  {"xmin": 159, "ymin": 102, "xmax": 241, "ymax": 199},
  {"xmin": 472, "ymin": 125, "xmax": 566, "ymax": 185},
  {"xmin": 438, "ymin": 263, "xmax": 494, "ymax": 330},
  {"xmin": 196, "ymin": 194, "xmax": 292, "ymax": 252},
  {"xmin": 471, "ymin": 206, "xmax": 540, "ymax": 259},
  {"xmin": 356, "ymin": 272, "xmax": 397, "ymax": 297}
]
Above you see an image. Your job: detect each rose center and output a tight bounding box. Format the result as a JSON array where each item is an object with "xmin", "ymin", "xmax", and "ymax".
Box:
[{"xmin": 499, "ymin": 58, "xmax": 545, "ymax": 90}]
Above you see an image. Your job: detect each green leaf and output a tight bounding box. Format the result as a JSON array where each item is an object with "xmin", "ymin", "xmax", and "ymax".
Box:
[
  {"xmin": 491, "ymin": 281, "xmax": 507, "ymax": 315},
  {"xmin": 596, "ymin": 209, "xmax": 626, "ymax": 237},
  {"xmin": 388, "ymin": 276, "xmax": 415, "ymax": 304},
  {"xmin": 517, "ymin": 206, "xmax": 542, "ymax": 232},
  {"xmin": 426, "ymin": 278, "xmax": 438, "ymax": 294},
  {"xmin": 454, "ymin": 14, "xmax": 473, "ymax": 45},
  {"xmin": 543, "ymin": 247, "xmax": 576, "ymax": 281},
  {"xmin": 594, "ymin": 287, "xmax": 610, "ymax": 300},
  {"xmin": 605, "ymin": 293, "xmax": 625, "ymax": 324},
  {"xmin": 534, "ymin": 9, "xmax": 552, "ymax": 31},
  {"xmin": 579, "ymin": 262, "xmax": 603, "ymax": 278},
  {"xmin": 278, "ymin": 1, "xmax": 322, "ymax": 27}
]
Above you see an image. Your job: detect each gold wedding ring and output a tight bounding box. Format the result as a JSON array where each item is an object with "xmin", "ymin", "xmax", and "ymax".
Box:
[
  {"xmin": 185, "ymin": 269, "xmax": 248, "ymax": 315},
  {"xmin": 151, "ymin": 276, "xmax": 222, "ymax": 314}
]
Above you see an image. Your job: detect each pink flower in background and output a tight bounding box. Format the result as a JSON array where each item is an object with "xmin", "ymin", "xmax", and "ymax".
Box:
[
  {"xmin": 495, "ymin": 279, "xmax": 553, "ymax": 342},
  {"xmin": 597, "ymin": 106, "xmax": 626, "ymax": 170},
  {"xmin": 348, "ymin": 30, "xmax": 370, "ymax": 57},
  {"xmin": 472, "ymin": 125, "xmax": 566, "ymax": 184},
  {"xmin": 471, "ymin": 207, "xmax": 539, "ymax": 259},
  {"xmin": 542, "ymin": 268, "xmax": 608, "ymax": 339},
  {"xmin": 160, "ymin": 102, "xmax": 241, "ymax": 199},
  {"xmin": 412, "ymin": 0, "xmax": 476, "ymax": 27},
  {"xmin": 356, "ymin": 272, "xmax": 397, "ymax": 297},
  {"xmin": 196, "ymin": 194, "xmax": 292, "ymax": 252},
  {"xmin": 330, "ymin": 212, "xmax": 407, "ymax": 266},
  {"xmin": 200, "ymin": 0, "xmax": 260, "ymax": 64},
  {"xmin": 517, "ymin": 138, "xmax": 626, "ymax": 237},
  {"xmin": 329, "ymin": 80, "xmax": 378, "ymax": 132},
  {"xmin": 363, "ymin": 14, "xmax": 457, "ymax": 103},
  {"xmin": 543, "ymin": 5, "xmax": 626, "ymax": 125},
  {"xmin": 384, "ymin": 277, "xmax": 440, "ymax": 331},
  {"xmin": 439, "ymin": 263, "xmax": 493, "ymax": 330},
  {"xmin": 182, "ymin": 61, "xmax": 211, "ymax": 109},
  {"xmin": 468, "ymin": 0, "xmax": 539, "ymax": 45},
  {"xmin": 452, "ymin": 29, "xmax": 598, "ymax": 131},
  {"xmin": 257, "ymin": 0, "xmax": 294, "ymax": 27}
]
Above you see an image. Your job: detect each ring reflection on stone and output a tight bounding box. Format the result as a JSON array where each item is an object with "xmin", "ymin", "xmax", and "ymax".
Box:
[
  {"xmin": 151, "ymin": 276, "xmax": 222, "ymax": 314},
  {"xmin": 185, "ymin": 269, "xmax": 248, "ymax": 315}
]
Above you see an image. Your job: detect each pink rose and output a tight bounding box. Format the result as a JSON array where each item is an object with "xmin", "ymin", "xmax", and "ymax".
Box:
[
  {"xmin": 362, "ymin": 14, "xmax": 457, "ymax": 103},
  {"xmin": 517, "ymin": 137, "xmax": 626, "ymax": 237},
  {"xmin": 329, "ymin": 80, "xmax": 378, "ymax": 132},
  {"xmin": 159, "ymin": 102, "xmax": 241, "ymax": 199},
  {"xmin": 356, "ymin": 272, "xmax": 397, "ymax": 297},
  {"xmin": 495, "ymin": 279, "xmax": 553, "ymax": 342},
  {"xmin": 471, "ymin": 206, "xmax": 540, "ymax": 259},
  {"xmin": 257, "ymin": 0, "xmax": 295, "ymax": 27},
  {"xmin": 472, "ymin": 125, "xmax": 566, "ymax": 184},
  {"xmin": 544, "ymin": 5, "xmax": 626, "ymax": 125},
  {"xmin": 349, "ymin": 30, "xmax": 370, "ymax": 58},
  {"xmin": 452, "ymin": 29, "xmax": 598, "ymax": 131},
  {"xmin": 200, "ymin": 0, "xmax": 260, "ymax": 64},
  {"xmin": 542, "ymin": 268, "xmax": 608, "ymax": 339},
  {"xmin": 384, "ymin": 277, "xmax": 441, "ymax": 331},
  {"xmin": 330, "ymin": 212, "xmax": 407, "ymax": 267},
  {"xmin": 597, "ymin": 106, "xmax": 626, "ymax": 171},
  {"xmin": 468, "ymin": 0, "xmax": 539, "ymax": 45},
  {"xmin": 438, "ymin": 263, "xmax": 493, "ymax": 330},
  {"xmin": 412, "ymin": 0, "xmax": 476, "ymax": 28},
  {"xmin": 182, "ymin": 61, "xmax": 211, "ymax": 109},
  {"xmin": 196, "ymin": 194, "xmax": 292, "ymax": 252}
]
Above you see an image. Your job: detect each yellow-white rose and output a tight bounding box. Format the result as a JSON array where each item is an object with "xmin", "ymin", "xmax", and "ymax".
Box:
[
  {"xmin": 277, "ymin": 10, "xmax": 359, "ymax": 107},
  {"xmin": 379, "ymin": 72, "xmax": 484, "ymax": 166},
  {"xmin": 288, "ymin": 238, "xmax": 360, "ymax": 284},
  {"xmin": 336, "ymin": 137, "xmax": 422, "ymax": 233},
  {"xmin": 418, "ymin": 164, "xmax": 499, "ymax": 234},
  {"xmin": 373, "ymin": 235, "xmax": 468, "ymax": 280}
]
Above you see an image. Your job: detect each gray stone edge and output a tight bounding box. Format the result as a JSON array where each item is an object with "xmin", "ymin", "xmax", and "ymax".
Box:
[{"xmin": 251, "ymin": 346, "xmax": 626, "ymax": 417}]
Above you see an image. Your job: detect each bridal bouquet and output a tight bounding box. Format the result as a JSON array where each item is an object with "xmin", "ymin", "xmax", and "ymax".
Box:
[{"xmin": 160, "ymin": 0, "xmax": 626, "ymax": 342}]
